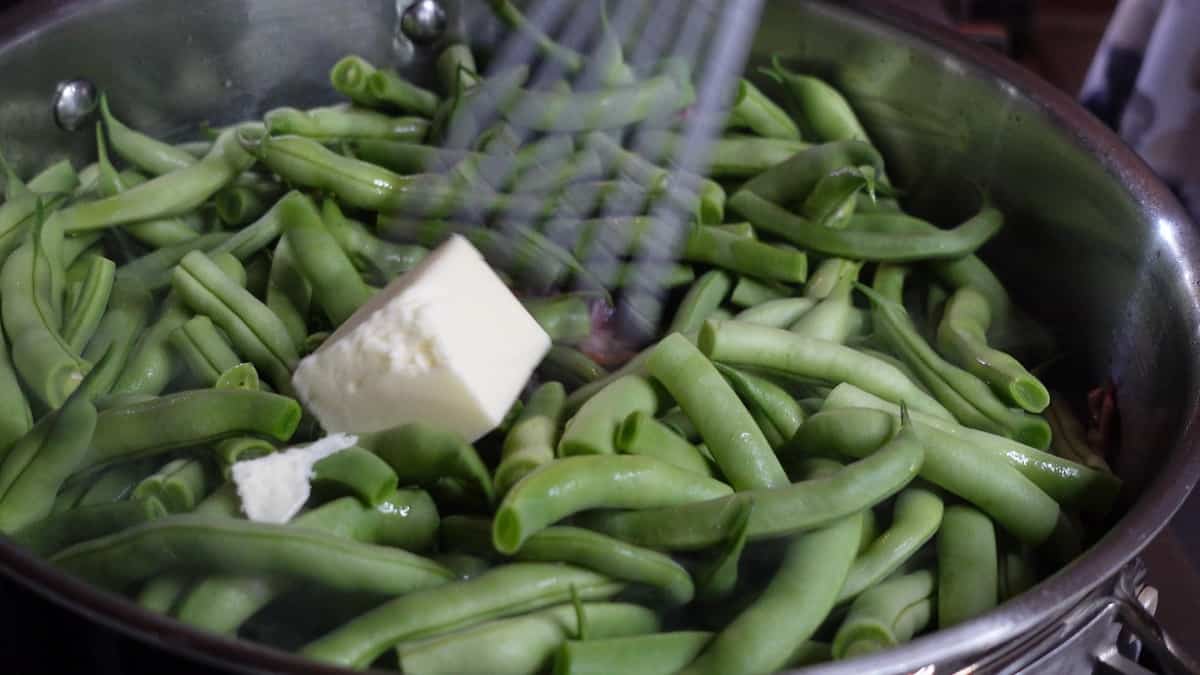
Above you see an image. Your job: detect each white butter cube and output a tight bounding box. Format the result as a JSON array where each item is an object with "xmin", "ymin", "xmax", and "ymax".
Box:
[{"xmin": 292, "ymin": 234, "xmax": 551, "ymax": 440}]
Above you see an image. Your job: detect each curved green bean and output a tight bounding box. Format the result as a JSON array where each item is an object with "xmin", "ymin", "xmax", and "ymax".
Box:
[
  {"xmin": 615, "ymin": 411, "xmax": 713, "ymax": 477},
  {"xmin": 728, "ymin": 78, "xmax": 802, "ymax": 140},
  {"xmin": 280, "ymin": 194, "xmax": 374, "ymax": 326},
  {"xmin": 559, "ymin": 374, "xmax": 667, "ymax": 456},
  {"xmin": 365, "ymin": 69, "xmax": 440, "ymax": 116},
  {"xmin": 358, "ymin": 422, "xmax": 495, "ymax": 507},
  {"xmin": 669, "ymin": 270, "xmax": 733, "ymax": 335},
  {"xmin": 169, "ymin": 315, "xmax": 242, "ymax": 387},
  {"xmin": 938, "ymin": 505, "xmax": 998, "ymax": 628},
  {"xmin": 522, "ymin": 296, "xmax": 592, "ymax": 344},
  {"xmin": 13, "ymin": 498, "xmax": 166, "ymax": 557},
  {"xmin": 635, "ymin": 131, "xmax": 809, "ymax": 177},
  {"xmin": 832, "ymin": 570, "xmax": 935, "ymax": 658},
  {"xmin": 99, "ymin": 94, "xmax": 197, "ymax": 175},
  {"xmin": 496, "ymin": 382, "xmax": 566, "ymax": 498},
  {"xmin": 311, "ymin": 446, "xmax": 399, "ymax": 507},
  {"xmin": 839, "ymin": 488, "xmax": 944, "ymax": 602},
  {"xmin": 764, "ymin": 58, "xmax": 870, "ymax": 143},
  {"xmin": 320, "ymin": 199, "xmax": 426, "ymax": 282},
  {"xmin": 715, "ymin": 363, "xmax": 805, "ymax": 442},
  {"xmin": 62, "ymin": 254, "xmax": 115, "ymax": 353},
  {"xmin": 538, "ymin": 345, "xmax": 608, "ymax": 390}
]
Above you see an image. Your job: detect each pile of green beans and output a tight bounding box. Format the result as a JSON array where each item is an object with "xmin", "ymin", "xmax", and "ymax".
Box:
[{"xmin": 0, "ymin": 7, "xmax": 1124, "ymax": 673}]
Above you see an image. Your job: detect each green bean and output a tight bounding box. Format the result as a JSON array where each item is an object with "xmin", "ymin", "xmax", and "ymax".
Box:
[
  {"xmin": 715, "ymin": 364, "xmax": 805, "ymax": 441},
  {"xmin": 737, "ymin": 140, "xmax": 885, "ymax": 207},
  {"xmin": 647, "ymin": 333, "xmax": 788, "ymax": 490},
  {"xmin": 729, "ymin": 191, "xmax": 1001, "ymax": 261},
  {"xmin": 265, "ymin": 105, "xmax": 428, "ymax": 143},
  {"xmin": 330, "ymin": 55, "xmax": 386, "ymax": 108},
  {"xmin": 694, "ymin": 497, "xmax": 753, "ymax": 601},
  {"xmin": 486, "ymin": 0, "xmax": 584, "ymax": 72},
  {"xmin": 112, "ymin": 231, "xmax": 230, "ymax": 291},
  {"xmin": 729, "ymin": 277, "xmax": 791, "ymax": 310},
  {"xmin": 733, "ymin": 297, "xmax": 815, "ymax": 328},
  {"xmin": 559, "ymin": 374, "xmax": 667, "ymax": 456},
  {"xmin": 699, "ymin": 319, "xmax": 952, "ymax": 421},
  {"xmin": 586, "ymin": 132, "xmax": 724, "ymax": 224},
  {"xmin": 635, "ymin": 131, "xmax": 809, "ymax": 177},
  {"xmin": 136, "ymin": 573, "xmax": 192, "ymax": 614},
  {"xmin": 510, "ymin": 525, "xmax": 694, "ymax": 606},
  {"xmin": 728, "ymin": 78, "xmax": 802, "ymax": 140},
  {"xmin": 108, "ymin": 292, "xmax": 189, "ymax": 397},
  {"xmin": 12, "ymin": 498, "xmax": 166, "ymax": 557},
  {"xmin": 174, "ymin": 489, "xmax": 439, "ymax": 634},
  {"xmin": 999, "ymin": 543, "xmax": 1038, "ymax": 601},
  {"xmin": 214, "ymin": 180, "xmax": 282, "ymax": 227},
  {"xmin": 493, "ymin": 454, "xmax": 732, "ymax": 554},
  {"xmin": 132, "ymin": 457, "xmax": 215, "ymax": 513},
  {"xmin": 801, "ymin": 167, "xmax": 876, "ymax": 228},
  {"xmin": 538, "ymin": 345, "xmax": 607, "ymax": 390},
  {"xmin": 789, "ymin": 405, "xmax": 1059, "ymax": 544},
  {"xmin": 554, "ymin": 631, "xmax": 714, "ymax": 675},
  {"xmin": 50, "ymin": 513, "xmax": 452, "ymax": 595},
  {"xmin": 169, "ymin": 315, "xmax": 242, "ymax": 386},
  {"xmin": 679, "ymin": 513, "xmax": 864, "ymax": 675},
  {"xmin": 0, "ymin": 387, "xmax": 98, "ymax": 533},
  {"xmin": 839, "ymin": 488, "xmax": 943, "ymax": 602},
  {"xmin": 523, "ymin": 296, "xmax": 592, "ymax": 344},
  {"xmin": 350, "ymin": 139, "xmax": 471, "ymax": 174},
  {"xmin": 300, "ymin": 563, "xmax": 624, "ymax": 668},
  {"xmin": 311, "ymin": 447, "xmax": 399, "ymax": 506},
  {"xmin": 434, "ymin": 553, "xmax": 492, "ymax": 581},
  {"xmin": 361, "ymin": 69, "xmax": 440, "ymax": 116},
  {"xmin": 938, "ymin": 505, "xmax": 998, "ymax": 628},
  {"xmin": 2, "ymin": 213, "xmax": 89, "ymax": 408},
  {"xmin": 265, "ymin": 237, "xmax": 311, "ymax": 352},
  {"xmin": 82, "ymin": 389, "xmax": 301, "ymax": 469},
  {"xmin": 0, "ymin": 327, "xmax": 31, "ymax": 453},
  {"xmin": 62, "ymin": 254, "xmax": 115, "ymax": 353},
  {"xmin": 320, "ymin": 199, "xmax": 426, "ymax": 282},
  {"xmin": 436, "ymin": 44, "xmax": 480, "ymax": 95},
  {"xmin": 763, "ymin": 58, "xmax": 870, "ymax": 143},
  {"xmin": 937, "ymin": 287, "xmax": 1049, "ymax": 413},
  {"xmin": 275, "ymin": 195, "xmax": 374, "ymax": 326},
  {"xmin": 172, "ymin": 250, "xmax": 298, "ymax": 391},
  {"xmin": 93, "ymin": 126, "xmax": 202, "ymax": 247},
  {"xmin": 78, "ymin": 278, "xmax": 153, "ymax": 399},
  {"xmin": 582, "ymin": 417, "xmax": 922, "ymax": 550},
  {"xmin": 397, "ymin": 602, "xmax": 658, "ymax": 675},
  {"xmin": 99, "ymin": 94, "xmax": 197, "ymax": 175},
  {"xmin": 76, "ymin": 458, "xmax": 156, "ymax": 506},
  {"xmin": 805, "ymin": 258, "xmax": 859, "ymax": 299},
  {"xmin": 682, "ymin": 225, "xmax": 808, "ymax": 283},
  {"xmin": 359, "ymin": 422, "xmax": 495, "ymax": 507},
  {"xmin": 615, "ymin": 261, "xmax": 695, "ymax": 289},
  {"xmin": 862, "ymin": 274, "xmax": 1050, "ymax": 447},
  {"xmin": 212, "ymin": 436, "xmax": 276, "ymax": 478},
  {"xmin": 53, "ymin": 125, "xmax": 257, "ymax": 233},
  {"xmin": 832, "ymin": 570, "xmax": 934, "ymax": 658},
  {"xmin": 496, "ymin": 382, "xmax": 566, "ymax": 498},
  {"xmin": 0, "ymin": 162, "xmax": 77, "ymax": 266},
  {"xmin": 615, "ymin": 411, "xmax": 713, "ymax": 477},
  {"xmin": 669, "ymin": 270, "xmax": 733, "ymax": 335},
  {"xmin": 790, "ymin": 260, "xmax": 860, "ymax": 343},
  {"xmin": 822, "ymin": 383, "xmax": 1121, "ymax": 514}
]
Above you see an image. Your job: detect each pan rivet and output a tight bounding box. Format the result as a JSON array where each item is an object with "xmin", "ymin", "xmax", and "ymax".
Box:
[
  {"xmin": 52, "ymin": 78, "xmax": 99, "ymax": 132},
  {"xmin": 400, "ymin": 0, "xmax": 447, "ymax": 44}
]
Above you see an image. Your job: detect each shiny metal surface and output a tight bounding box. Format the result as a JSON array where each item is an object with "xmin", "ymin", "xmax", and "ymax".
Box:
[
  {"xmin": 1, "ymin": 1, "xmax": 1199, "ymax": 673},
  {"xmin": 50, "ymin": 77, "xmax": 98, "ymax": 131},
  {"xmin": 399, "ymin": 0, "xmax": 447, "ymax": 44}
]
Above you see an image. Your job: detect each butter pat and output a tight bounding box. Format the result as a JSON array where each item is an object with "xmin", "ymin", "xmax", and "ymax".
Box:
[
  {"xmin": 292, "ymin": 235, "xmax": 551, "ymax": 440},
  {"xmin": 232, "ymin": 433, "xmax": 358, "ymax": 523}
]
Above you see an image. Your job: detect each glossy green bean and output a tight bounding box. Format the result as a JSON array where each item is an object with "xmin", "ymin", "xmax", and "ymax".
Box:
[
  {"xmin": 397, "ymin": 602, "xmax": 658, "ymax": 675},
  {"xmin": 174, "ymin": 489, "xmax": 439, "ymax": 633},
  {"xmin": 559, "ymin": 374, "xmax": 667, "ymax": 456},
  {"xmin": 510, "ymin": 525, "xmax": 694, "ymax": 605},
  {"xmin": 359, "ymin": 422, "xmax": 495, "ymax": 506},
  {"xmin": 764, "ymin": 59, "xmax": 870, "ymax": 143},
  {"xmin": 0, "ymin": 388, "xmax": 98, "ymax": 533},
  {"xmin": 822, "ymin": 383, "xmax": 1121, "ymax": 514},
  {"xmin": 53, "ymin": 126, "xmax": 257, "ymax": 233},
  {"xmin": 300, "ymin": 563, "xmax": 624, "ymax": 668},
  {"xmin": 647, "ymin": 333, "xmax": 787, "ymax": 490},
  {"xmin": 839, "ymin": 488, "xmax": 944, "ymax": 602},
  {"xmin": 938, "ymin": 505, "xmax": 998, "ymax": 628},
  {"xmin": 682, "ymin": 225, "xmax": 808, "ymax": 283},
  {"xmin": 172, "ymin": 250, "xmax": 298, "ymax": 391},
  {"xmin": 93, "ymin": 127, "xmax": 202, "ymax": 247},
  {"xmin": 554, "ymin": 631, "xmax": 713, "ymax": 675},
  {"xmin": 715, "ymin": 364, "xmax": 805, "ymax": 442},
  {"xmin": 330, "ymin": 55, "xmax": 386, "ymax": 108},
  {"xmin": 937, "ymin": 287, "xmax": 1049, "ymax": 413},
  {"xmin": 522, "ymin": 296, "xmax": 592, "ymax": 344},
  {"xmin": 50, "ymin": 513, "xmax": 452, "ymax": 594},
  {"xmin": 862, "ymin": 274, "xmax": 1050, "ymax": 447},
  {"xmin": 82, "ymin": 389, "xmax": 301, "ymax": 469},
  {"xmin": 832, "ymin": 570, "xmax": 935, "ymax": 658},
  {"xmin": 669, "ymin": 270, "xmax": 733, "ymax": 335},
  {"xmin": 493, "ymin": 454, "xmax": 732, "ymax": 554},
  {"xmin": 699, "ymin": 319, "xmax": 952, "ymax": 421},
  {"xmin": 169, "ymin": 315, "xmax": 242, "ymax": 386},
  {"xmin": 99, "ymin": 94, "xmax": 197, "ymax": 175},
  {"xmin": 365, "ymin": 69, "xmax": 440, "ymax": 116},
  {"xmin": 350, "ymin": 139, "xmax": 471, "ymax": 174},
  {"xmin": 728, "ymin": 78, "xmax": 802, "ymax": 140},
  {"xmin": 583, "ymin": 422, "xmax": 921, "ymax": 550},
  {"xmin": 496, "ymin": 382, "xmax": 566, "ymax": 498},
  {"xmin": 276, "ymin": 194, "xmax": 374, "ymax": 326},
  {"xmin": 679, "ymin": 513, "xmax": 864, "ymax": 675},
  {"xmin": 730, "ymin": 191, "xmax": 1001, "ymax": 262},
  {"xmin": 265, "ymin": 105, "xmax": 428, "ymax": 142},
  {"xmin": 311, "ymin": 446, "xmax": 399, "ymax": 506},
  {"xmin": 635, "ymin": 131, "xmax": 809, "ymax": 177},
  {"xmin": 615, "ymin": 411, "xmax": 713, "ymax": 477},
  {"xmin": 62, "ymin": 254, "xmax": 115, "ymax": 353},
  {"xmin": 13, "ymin": 497, "xmax": 166, "ymax": 557},
  {"xmin": 2, "ymin": 215, "xmax": 89, "ymax": 407}
]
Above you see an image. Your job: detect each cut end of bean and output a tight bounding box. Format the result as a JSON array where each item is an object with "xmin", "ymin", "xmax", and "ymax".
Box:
[
  {"xmin": 492, "ymin": 506, "xmax": 522, "ymax": 555},
  {"xmin": 1012, "ymin": 378, "xmax": 1051, "ymax": 414},
  {"xmin": 1014, "ymin": 417, "xmax": 1052, "ymax": 451}
]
